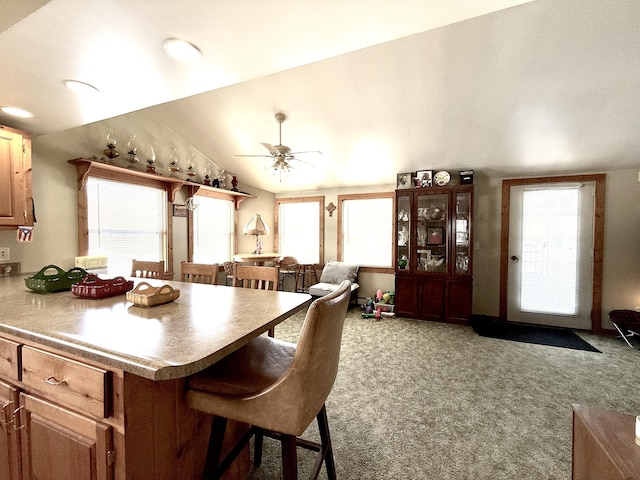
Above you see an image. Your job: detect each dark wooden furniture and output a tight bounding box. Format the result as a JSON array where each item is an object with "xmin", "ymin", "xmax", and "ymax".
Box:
[
  {"xmin": 394, "ymin": 184, "xmax": 473, "ymax": 324},
  {"xmin": 572, "ymin": 404, "xmax": 640, "ymax": 480},
  {"xmin": 609, "ymin": 310, "xmax": 640, "ymax": 348}
]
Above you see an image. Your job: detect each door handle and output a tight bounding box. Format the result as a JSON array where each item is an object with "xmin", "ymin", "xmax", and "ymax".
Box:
[{"xmin": 510, "ymin": 255, "xmax": 519, "ymax": 263}]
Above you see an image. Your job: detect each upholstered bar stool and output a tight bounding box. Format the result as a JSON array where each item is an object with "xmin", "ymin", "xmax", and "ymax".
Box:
[{"xmin": 186, "ymin": 280, "xmax": 352, "ymax": 480}]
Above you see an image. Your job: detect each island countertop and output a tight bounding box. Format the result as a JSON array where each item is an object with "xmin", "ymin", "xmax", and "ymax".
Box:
[{"xmin": 0, "ymin": 275, "xmax": 311, "ymax": 380}]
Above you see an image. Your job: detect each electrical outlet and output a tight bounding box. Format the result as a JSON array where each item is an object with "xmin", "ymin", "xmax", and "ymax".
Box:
[{"xmin": 0, "ymin": 247, "xmax": 9, "ymax": 261}]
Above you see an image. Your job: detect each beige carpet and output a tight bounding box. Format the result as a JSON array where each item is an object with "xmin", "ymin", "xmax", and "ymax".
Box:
[{"xmin": 245, "ymin": 309, "xmax": 639, "ymax": 479}]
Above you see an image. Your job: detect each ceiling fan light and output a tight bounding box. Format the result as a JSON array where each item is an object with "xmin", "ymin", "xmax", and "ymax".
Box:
[{"xmin": 163, "ymin": 38, "xmax": 202, "ymax": 63}]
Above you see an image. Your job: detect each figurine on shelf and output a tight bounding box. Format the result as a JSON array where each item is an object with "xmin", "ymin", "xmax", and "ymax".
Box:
[
  {"xmin": 231, "ymin": 175, "xmax": 238, "ymax": 192},
  {"xmin": 212, "ymin": 177, "xmax": 220, "ymax": 188},
  {"xmin": 217, "ymin": 170, "xmax": 226, "ymax": 189}
]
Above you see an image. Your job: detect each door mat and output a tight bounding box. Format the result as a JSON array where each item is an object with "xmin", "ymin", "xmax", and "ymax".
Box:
[{"xmin": 471, "ymin": 317, "xmax": 601, "ymax": 353}]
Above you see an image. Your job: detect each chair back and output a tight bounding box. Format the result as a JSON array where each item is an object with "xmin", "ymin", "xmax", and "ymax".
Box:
[
  {"xmin": 180, "ymin": 261, "xmax": 219, "ymax": 285},
  {"xmin": 279, "ymin": 256, "xmax": 298, "ymax": 272},
  {"xmin": 271, "ymin": 280, "xmax": 351, "ymax": 433},
  {"xmin": 232, "ymin": 264, "xmax": 279, "ymax": 291},
  {"xmin": 131, "ymin": 259, "xmax": 164, "ymax": 279}
]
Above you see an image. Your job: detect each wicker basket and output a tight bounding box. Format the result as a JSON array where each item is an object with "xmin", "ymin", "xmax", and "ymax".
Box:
[
  {"xmin": 25, "ymin": 265, "xmax": 88, "ymax": 293},
  {"xmin": 71, "ymin": 274, "xmax": 134, "ymax": 299},
  {"xmin": 126, "ymin": 282, "xmax": 180, "ymax": 307}
]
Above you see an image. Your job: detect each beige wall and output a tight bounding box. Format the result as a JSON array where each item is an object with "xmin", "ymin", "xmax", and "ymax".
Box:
[{"xmin": 1, "ymin": 120, "xmax": 638, "ymax": 331}]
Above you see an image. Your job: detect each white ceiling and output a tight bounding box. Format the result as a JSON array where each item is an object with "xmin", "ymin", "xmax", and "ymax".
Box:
[{"xmin": 2, "ymin": 0, "xmax": 640, "ymax": 193}]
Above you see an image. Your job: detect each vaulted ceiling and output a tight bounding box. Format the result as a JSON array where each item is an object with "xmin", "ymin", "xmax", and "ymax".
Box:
[{"xmin": 2, "ymin": 0, "xmax": 639, "ymax": 193}]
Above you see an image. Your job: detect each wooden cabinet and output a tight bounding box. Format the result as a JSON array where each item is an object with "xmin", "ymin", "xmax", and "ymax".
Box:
[
  {"xmin": 0, "ymin": 380, "xmax": 21, "ymax": 480},
  {"xmin": 394, "ymin": 184, "xmax": 473, "ymax": 323},
  {"xmin": 0, "ymin": 339, "xmax": 115, "ymax": 480},
  {"xmin": 0, "ymin": 125, "xmax": 33, "ymax": 227},
  {"xmin": 18, "ymin": 393, "xmax": 114, "ymax": 480}
]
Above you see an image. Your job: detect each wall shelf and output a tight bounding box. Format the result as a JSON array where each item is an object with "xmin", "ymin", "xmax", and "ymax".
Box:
[{"xmin": 68, "ymin": 158, "xmax": 254, "ymax": 207}]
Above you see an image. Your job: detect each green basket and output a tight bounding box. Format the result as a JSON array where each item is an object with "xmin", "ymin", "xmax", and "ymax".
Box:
[{"xmin": 25, "ymin": 265, "xmax": 88, "ymax": 293}]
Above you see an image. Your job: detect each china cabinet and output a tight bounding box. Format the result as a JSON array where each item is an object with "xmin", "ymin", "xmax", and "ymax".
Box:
[
  {"xmin": 0, "ymin": 125, "xmax": 33, "ymax": 228},
  {"xmin": 394, "ymin": 184, "xmax": 473, "ymax": 323}
]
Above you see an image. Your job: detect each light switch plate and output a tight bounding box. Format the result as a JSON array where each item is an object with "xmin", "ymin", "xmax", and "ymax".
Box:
[{"xmin": 0, "ymin": 247, "xmax": 9, "ymax": 261}]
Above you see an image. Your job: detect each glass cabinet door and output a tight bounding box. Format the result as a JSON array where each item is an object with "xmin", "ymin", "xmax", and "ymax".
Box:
[
  {"xmin": 396, "ymin": 194, "xmax": 411, "ymax": 271},
  {"xmin": 454, "ymin": 191, "xmax": 471, "ymax": 275},
  {"xmin": 416, "ymin": 193, "xmax": 448, "ymax": 273}
]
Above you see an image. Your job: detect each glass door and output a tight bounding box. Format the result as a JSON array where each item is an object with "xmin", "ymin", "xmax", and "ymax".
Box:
[
  {"xmin": 396, "ymin": 194, "xmax": 411, "ymax": 271},
  {"xmin": 416, "ymin": 193, "xmax": 448, "ymax": 273},
  {"xmin": 454, "ymin": 191, "xmax": 471, "ymax": 275}
]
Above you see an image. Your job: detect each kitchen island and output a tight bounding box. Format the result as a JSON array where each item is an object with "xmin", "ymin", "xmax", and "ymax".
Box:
[{"xmin": 0, "ymin": 275, "xmax": 311, "ymax": 480}]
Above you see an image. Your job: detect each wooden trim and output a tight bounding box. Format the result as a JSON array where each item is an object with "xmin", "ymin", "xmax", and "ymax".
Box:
[
  {"xmin": 70, "ymin": 158, "xmax": 177, "ymax": 272},
  {"xmin": 190, "ymin": 184, "xmax": 255, "ymax": 210},
  {"xmin": 337, "ymin": 192, "xmax": 395, "ymax": 264},
  {"xmin": 499, "ymin": 174, "xmax": 606, "ymax": 332},
  {"xmin": 274, "ymin": 196, "xmax": 325, "ymax": 264}
]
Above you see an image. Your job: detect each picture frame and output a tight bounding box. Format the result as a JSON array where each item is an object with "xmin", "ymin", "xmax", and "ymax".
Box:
[
  {"xmin": 173, "ymin": 204, "xmax": 188, "ymax": 217},
  {"xmin": 427, "ymin": 227, "xmax": 444, "ymax": 245},
  {"xmin": 396, "ymin": 172, "xmax": 412, "ymax": 190},
  {"xmin": 415, "ymin": 170, "xmax": 433, "ymax": 187}
]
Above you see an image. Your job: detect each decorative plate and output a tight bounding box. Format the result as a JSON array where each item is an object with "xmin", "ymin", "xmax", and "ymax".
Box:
[{"xmin": 434, "ymin": 171, "xmax": 451, "ymax": 186}]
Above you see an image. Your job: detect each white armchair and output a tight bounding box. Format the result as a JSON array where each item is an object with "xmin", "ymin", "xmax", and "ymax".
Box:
[{"xmin": 308, "ymin": 261, "xmax": 359, "ymax": 306}]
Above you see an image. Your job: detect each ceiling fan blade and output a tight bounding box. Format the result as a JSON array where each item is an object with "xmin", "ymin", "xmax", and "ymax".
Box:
[
  {"xmin": 233, "ymin": 154, "xmax": 272, "ymax": 158},
  {"xmin": 260, "ymin": 142, "xmax": 279, "ymax": 154},
  {"xmin": 290, "ymin": 150, "xmax": 322, "ymax": 156},
  {"xmin": 290, "ymin": 157, "xmax": 315, "ymax": 167}
]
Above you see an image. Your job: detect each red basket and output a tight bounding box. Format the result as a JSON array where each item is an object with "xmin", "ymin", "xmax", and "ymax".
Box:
[{"xmin": 71, "ymin": 274, "xmax": 134, "ymax": 299}]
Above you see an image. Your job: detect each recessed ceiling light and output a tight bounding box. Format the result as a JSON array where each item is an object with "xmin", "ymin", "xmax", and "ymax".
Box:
[
  {"xmin": 0, "ymin": 106, "xmax": 34, "ymax": 118},
  {"xmin": 63, "ymin": 79, "xmax": 100, "ymax": 94},
  {"xmin": 163, "ymin": 38, "xmax": 202, "ymax": 63}
]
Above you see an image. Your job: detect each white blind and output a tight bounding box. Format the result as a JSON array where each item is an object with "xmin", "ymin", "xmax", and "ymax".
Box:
[
  {"xmin": 520, "ymin": 186, "xmax": 581, "ymax": 315},
  {"xmin": 342, "ymin": 197, "xmax": 393, "ymax": 267},
  {"xmin": 193, "ymin": 195, "xmax": 234, "ymax": 263},
  {"xmin": 278, "ymin": 202, "xmax": 320, "ymax": 264},
  {"xmin": 87, "ymin": 177, "xmax": 167, "ymax": 275}
]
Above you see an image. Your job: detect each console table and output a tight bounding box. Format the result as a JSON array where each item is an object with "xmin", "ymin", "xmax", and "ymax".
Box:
[{"xmin": 572, "ymin": 404, "xmax": 640, "ymax": 479}]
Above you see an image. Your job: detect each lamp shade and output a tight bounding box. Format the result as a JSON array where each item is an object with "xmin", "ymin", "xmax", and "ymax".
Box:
[{"xmin": 243, "ymin": 213, "xmax": 270, "ymax": 236}]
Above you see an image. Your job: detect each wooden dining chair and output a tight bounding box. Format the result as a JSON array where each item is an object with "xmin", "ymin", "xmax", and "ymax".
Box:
[
  {"xmin": 278, "ymin": 256, "xmax": 299, "ymax": 291},
  {"xmin": 180, "ymin": 261, "xmax": 219, "ymax": 285},
  {"xmin": 131, "ymin": 259, "xmax": 165, "ymax": 279},
  {"xmin": 232, "ymin": 263, "xmax": 280, "ymax": 336},
  {"xmin": 186, "ymin": 281, "xmax": 352, "ymax": 480}
]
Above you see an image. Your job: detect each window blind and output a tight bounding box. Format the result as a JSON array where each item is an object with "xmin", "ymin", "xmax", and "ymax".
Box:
[
  {"xmin": 192, "ymin": 195, "xmax": 234, "ymax": 263},
  {"xmin": 87, "ymin": 177, "xmax": 167, "ymax": 275},
  {"xmin": 278, "ymin": 201, "xmax": 320, "ymax": 264},
  {"xmin": 342, "ymin": 197, "xmax": 393, "ymax": 267}
]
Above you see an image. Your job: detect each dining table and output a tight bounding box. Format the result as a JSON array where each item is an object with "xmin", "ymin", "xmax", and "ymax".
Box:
[
  {"xmin": 233, "ymin": 252, "xmax": 282, "ymax": 266},
  {"xmin": 0, "ymin": 274, "xmax": 312, "ymax": 479}
]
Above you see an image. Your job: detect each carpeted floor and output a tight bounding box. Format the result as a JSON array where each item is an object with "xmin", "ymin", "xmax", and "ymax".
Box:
[{"xmin": 246, "ymin": 308, "xmax": 640, "ymax": 479}]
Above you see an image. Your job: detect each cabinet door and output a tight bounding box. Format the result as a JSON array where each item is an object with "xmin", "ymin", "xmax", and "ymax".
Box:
[
  {"xmin": 18, "ymin": 393, "xmax": 114, "ymax": 480},
  {"xmin": 416, "ymin": 192, "xmax": 448, "ymax": 273},
  {"xmin": 453, "ymin": 190, "xmax": 472, "ymax": 277},
  {"xmin": 394, "ymin": 275, "xmax": 417, "ymax": 318},
  {"xmin": 396, "ymin": 193, "xmax": 412, "ymax": 271},
  {"xmin": 0, "ymin": 127, "xmax": 31, "ymax": 227},
  {"xmin": 419, "ymin": 277, "xmax": 446, "ymax": 321},
  {"xmin": 447, "ymin": 279, "xmax": 473, "ymax": 323},
  {"xmin": 0, "ymin": 381, "xmax": 21, "ymax": 480}
]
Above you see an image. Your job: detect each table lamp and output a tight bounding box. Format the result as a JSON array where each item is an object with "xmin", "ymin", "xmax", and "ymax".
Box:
[{"xmin": 243, "ymin": 213, "xmax": 270, "ymax": 254}]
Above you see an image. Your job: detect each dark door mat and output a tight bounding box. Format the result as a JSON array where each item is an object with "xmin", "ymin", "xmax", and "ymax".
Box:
[{"xmin": 471, "ymin": 316, "xmax": 601, "ymax": 353}]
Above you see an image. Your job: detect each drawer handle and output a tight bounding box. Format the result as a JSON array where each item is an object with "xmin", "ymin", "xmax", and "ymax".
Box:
[{"xmin": 45, "ymin": 376, "xmax": 67, "ymax": 386}]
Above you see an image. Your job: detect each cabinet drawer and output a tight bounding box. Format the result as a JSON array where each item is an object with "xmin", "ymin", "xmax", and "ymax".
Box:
[
  {"xmin": 21, "ymin": 346, "xmax": 112, "ymax": 418},
  {"xmin": 0, "ymin": 337, "xmax": 20, "ymax": 381}
]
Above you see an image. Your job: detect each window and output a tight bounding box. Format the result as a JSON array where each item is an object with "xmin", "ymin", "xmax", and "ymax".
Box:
[
  {"xmin": 192, "ymin": 195, "xmax": 234, "ymax": 263},
  {"xmin": 87, "ymin": 177, "xmax": 167, "ymax": 275},
  {"xmin": 275, "ymin": 197, "xmax": 324, "ymax": 264},
  {"xmin": 338, "ymin": 193, "xmax": 394, "ymax": 270}
]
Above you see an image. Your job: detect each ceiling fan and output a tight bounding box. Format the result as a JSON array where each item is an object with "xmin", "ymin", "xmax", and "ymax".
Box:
[{"xmin": 234, "ymin": 112, "xmax": 321, "ymax": 181}]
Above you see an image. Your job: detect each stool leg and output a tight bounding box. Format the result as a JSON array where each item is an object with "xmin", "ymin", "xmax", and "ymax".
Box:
[
  {"xmin": 281, "ymin": 434, "xmax": 298, "ymax": 480},
  {"xmin": 254, "ymin": 430, "xmax": 264, "ymax": 467},
  {"xmin": 317, "ymin": 405, "xmax": 336, "ymax": 480},
  {"xmin": 204, "ymin": 416, "xmax": 227, "ymax": 479}
]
